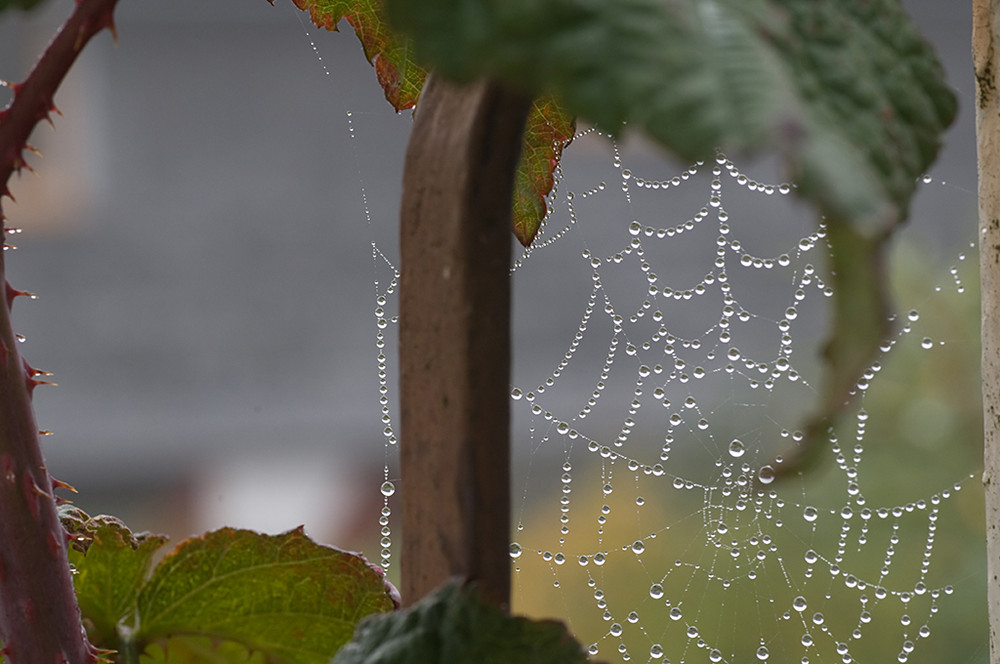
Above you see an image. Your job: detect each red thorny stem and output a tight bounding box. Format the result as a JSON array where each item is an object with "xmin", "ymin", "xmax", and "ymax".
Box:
[{"xmin": 0, "ymin": 0, "xmax": 119, "ymax": 661}]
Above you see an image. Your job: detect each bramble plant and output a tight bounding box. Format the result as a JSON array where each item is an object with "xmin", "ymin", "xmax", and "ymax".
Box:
[{"xmin": 0, "ymin": 0, "xmax": 956, "ymax": 661}]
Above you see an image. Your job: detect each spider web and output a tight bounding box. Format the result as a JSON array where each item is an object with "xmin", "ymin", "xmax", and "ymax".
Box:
[
  {"xmin": 359, "ymin": 129, "xmax": 984, "ymax": 663},
  {"xmin": 501, "ymin": 130, "xmax": 983, "ymax": 664},
  {"xmin": 290, "ymin": 12, "xmax": 985, "ymax": 664}
]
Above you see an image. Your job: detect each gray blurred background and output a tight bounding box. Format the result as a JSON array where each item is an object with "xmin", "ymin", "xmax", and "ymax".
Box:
[{"xmin": 0, "ymin": 0, "xmax": 979, "ymax": 557}]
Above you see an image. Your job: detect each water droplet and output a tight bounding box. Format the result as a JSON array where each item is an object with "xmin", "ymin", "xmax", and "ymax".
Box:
[
  {"xmin": 650, "ymin": 643, "xmax": 664, "ymax": 659},
  {"xmin": 803, "ymin": 506, "xmax": 818, "ymax": 522},
  {"xmin": 380, "ymin": 481, "xmax": 396, "ymax": 497},
  {"xmin": 631, "ymin": 540, "xmax": 646, "ymax": 555},
  {"xmin": 921, "ymin": 337, "xmax": 933, "ymax": 350},
  {"xmin": 793, "ymin": 596, "xmax": 808, "ymax": 612},
  {"xmin": 758, "ymin": 465, "xmax": 775, "ymax": 484},
  {"xmin": 757, "ymin": 645, "xmax": 770, "ymax": 660},
  {"xmin": 728, "ymin": 439, "xmax": 746, "ymax": 458},
  {"xmin": 649, "ymin": 583, "xmax": 664, "ymax": 599}
]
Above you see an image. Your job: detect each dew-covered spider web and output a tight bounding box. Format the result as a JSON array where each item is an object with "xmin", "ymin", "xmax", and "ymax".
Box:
[
  {"xmin": 498, "ymin": 130, "xmax": 984, "ymax": 664},
  {"xmin": 290, "ymin": 12, "xmax": 986, "ymax": 664}
]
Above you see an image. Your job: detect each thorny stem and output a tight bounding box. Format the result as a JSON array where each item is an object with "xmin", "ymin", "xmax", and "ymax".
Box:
[{"xmin": 0, "ymin": 0, "xmax": 119, "ymax": 661}]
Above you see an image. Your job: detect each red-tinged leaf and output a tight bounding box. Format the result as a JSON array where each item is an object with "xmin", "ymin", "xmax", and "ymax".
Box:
[
  {"xmin": 274, "ymin": 0, "xmax": 426, "ymax": 110},
  {"xmin": 513, "ymin": 97, "xmax": 575, "ymax": 247},
  {"xmin": 269, "ymin": 0, "xmax": 574, "ymax": 245}
]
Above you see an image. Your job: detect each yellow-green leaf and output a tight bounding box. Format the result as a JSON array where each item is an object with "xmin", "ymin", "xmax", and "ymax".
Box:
[{"xmin": 135, "ymin": 527, "xmax": 396, "ymax": 664}]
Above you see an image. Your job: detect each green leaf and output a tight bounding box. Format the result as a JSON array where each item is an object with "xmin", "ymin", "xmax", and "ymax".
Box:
[
  {"xmin": 63, "ymin": 508, "xmax": 169, "ymax": 649},
  {"xmin": 385, "ymin": 0, "xmax": 955, "ymax": 230},
  {"xmin": 333, "ymin": 579, "xmax": 588, "ymax": 664},
  {"xmin": 139, "ymin": 636, "xmax": 267, "ymax": 664},
  {"xmin": 135, "ymin": 527, "xmax": 397, "ymax": 664},
  {"xmin": 271, "ymin": 0, "xmax": 427, "ymax": 110},
  {"xmin": 514, "ymin": 97, "xmax": 575, "ymax": 246},
  {"xmin": 0, "ymin": 0, "xmax": 49, "ymax": 13}
]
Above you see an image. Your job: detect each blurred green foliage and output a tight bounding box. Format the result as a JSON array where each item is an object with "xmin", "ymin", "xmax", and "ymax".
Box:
[{"xmin": 0, "ymin": 0, "xmax": 48, "ymax": 15}]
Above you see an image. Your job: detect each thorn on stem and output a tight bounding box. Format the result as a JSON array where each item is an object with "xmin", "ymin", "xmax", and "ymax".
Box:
[
  {"xmin": 25, "ymin": 377, "xmax": 58, "ymax": 396},
  {"xmin": 51, "ymin": 477, "xmax": 76, "ymax": 493},
  {"xmin": 6, "ymin": 282, "xmax": 38, "ymax": 310},
  {"xmin": 24, "ymin": 361, "xmax": 53, "ymax": 378}
]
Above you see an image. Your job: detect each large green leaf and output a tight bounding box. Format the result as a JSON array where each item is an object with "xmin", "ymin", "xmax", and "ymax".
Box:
[
  {"xmin": 139, "ymin": 636, "xmax": 267, "ymax": 663},
  {"xmin": 385, "ymin": 0, "xmax": 954, "ymax": 229},
  {"xmin": 332, "ymin": 579, "xmax": 588, "ymax": 664},
  {"xmin": 135, "ymin": 527, "xmax": 396, "ymax": 664},
  {"xmin": 385, "ymin": 0, "xmax": 957, "ymax": 463}
]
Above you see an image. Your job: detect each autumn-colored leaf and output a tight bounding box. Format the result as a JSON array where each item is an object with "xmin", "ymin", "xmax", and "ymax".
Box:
[
  {"xmin": 271, "ymin": 0, "xmax": 574, "ymax": 247},
  {"xmin": 271, "ymin": 0, "xmax": 426, "ymax": 110},
  {"xmin": 513, "ymin": 97, "xmax": 575, "ymax": 246}
]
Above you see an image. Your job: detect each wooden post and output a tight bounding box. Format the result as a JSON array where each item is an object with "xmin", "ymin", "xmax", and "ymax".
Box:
[
  {"xmin": 398, "ymin": 75, "xmax": 529, "ymax": 609},
  {"xmin": 974, "ymin": 1, "xmax": 1000, "ymax": 661}
]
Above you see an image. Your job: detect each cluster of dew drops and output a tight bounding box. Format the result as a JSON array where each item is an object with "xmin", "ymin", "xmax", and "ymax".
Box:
[
  {"xmin": 373, "ymin": 248, "xmax": 400, "ymax": 573},
  {"xmin": 502, "ymin": 149, "xmax": 975, "ymax": 664}
]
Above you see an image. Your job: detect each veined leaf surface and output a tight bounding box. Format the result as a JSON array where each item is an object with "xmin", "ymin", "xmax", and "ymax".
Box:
[{"xmin": 135, "ymin": 527, "xmax": 396, "ymax": 664}]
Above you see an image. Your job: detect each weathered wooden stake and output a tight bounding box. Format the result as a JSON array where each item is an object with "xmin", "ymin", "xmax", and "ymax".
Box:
[
  {"xmin": 974, "ymin": 1, "xmax": 1000, "ymax": 661},
  {"xmin": 399, "ymin": 75, "xmax": 529, "ymax": 608}
]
